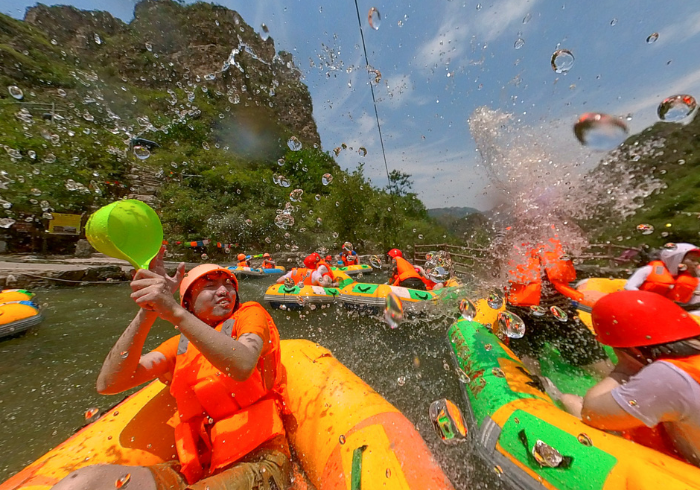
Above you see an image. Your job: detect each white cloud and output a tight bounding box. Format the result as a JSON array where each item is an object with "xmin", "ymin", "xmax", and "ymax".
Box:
[{"xmin": 415, "ymin": 0, "xmax": 542, "ymax": 73}]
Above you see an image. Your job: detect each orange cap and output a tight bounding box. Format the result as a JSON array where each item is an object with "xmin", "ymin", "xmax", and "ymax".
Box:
[{"xmin": 179, "ymin": 264, "xmax": 238, "ymax": 307}]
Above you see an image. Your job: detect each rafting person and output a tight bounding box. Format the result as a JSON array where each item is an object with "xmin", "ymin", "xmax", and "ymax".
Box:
[
  {"xmin": 386, "ymin": 248, "xmax": 428, "ymax": 290},
  {"xmin": 552, "ymin": 291, "xmax": 700, "ymax": 467},
  {"xmin": 52, "ymin": 250, "xmax": 291, "ymax": 490},
  {"xmin": 506, "ymin": 237, "xmax": 611, "ymax": 376},
  {"xmin": 337, "ymin": 242, "xmax": 360, "ymax": 266},
  {"xmin": 237, "ymin": 253, "xmax": 251, "ymax": 268},
  {"xmin": 276, "ymin": 253, "xmax": 318, "ymax": 286},
  {"xmin": 625, "ymin": 243, "xmax": 700, "ymax": 310},
  {"xmin": 261, "ymin": 252, "xmax": 276, "ymax": 269}
]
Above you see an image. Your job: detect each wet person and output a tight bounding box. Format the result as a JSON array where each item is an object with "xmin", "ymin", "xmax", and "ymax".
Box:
[
  {"xmin": 276, "ymin": 253, "xmax": 318, "ymax": 286},
  {"xmin": 553, "ymin": 291, "xmax": 700, "ymax": 467},
  {"xmin": 386, "ymin": 248, "xmax": 427, "ymax": 290},
  {"xmin": 261, "ymin": 252, "xmax": 277, "ymax": 269},
  {"xmin": 52, "ymin": 250, "xmax": 290, "ymax": 490},
  {"xmin": 337, "ymin": 242, "xmax": 359, "ymax": 266},
  {"xmin": 625, "ymin": 243, "xmax": 700, "ymax": 309},
  {"xmin": 236, "ymin": 253, "xmax": 251, "ymax": 268},
  {"xmin": 506, "ymin": 237, "xmax": 611, "ymax": 376}
]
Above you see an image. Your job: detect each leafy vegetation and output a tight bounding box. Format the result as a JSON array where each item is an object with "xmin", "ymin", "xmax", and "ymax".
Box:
[{"xmin": 0, "ymin": 2, "xmax": 455, "ymax": 256}]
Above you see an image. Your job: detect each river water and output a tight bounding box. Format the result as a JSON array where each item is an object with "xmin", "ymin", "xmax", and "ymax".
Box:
[{"xmin": 0, "ymin": 276, "xmax": 493, "ymax": 489}]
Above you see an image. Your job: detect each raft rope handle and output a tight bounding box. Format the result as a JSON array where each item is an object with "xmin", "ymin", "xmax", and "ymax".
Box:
[{"xmin": 350, "ymin": 445, "xmax": 368, "ymax": 490}]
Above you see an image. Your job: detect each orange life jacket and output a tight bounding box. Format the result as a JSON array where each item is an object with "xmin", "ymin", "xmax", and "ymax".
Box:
[
  {"xmin": 170, "ymin": 302, "xmax": 286, "ymax": 484},
  {"xmin": 316, "ymin": 260, "xmax": 335, "ymax": 281},
  {"xmin": 665, "ymin": 354, "xmax": 700, "ymax": 384},
  {"xmin": 237, "ymin": 260, "xmax": 249, "ymax": 268},
  {"xmin": 262, "ymin": 260, "xmax": 275, "ymax": 269},
  {"xmin": 391, "ymin": 256, "xmax": 422, "ymax": 285},
  {"xmin": 668, "ymin": 272, "xmax": 699, "ymax": 304},
  {"xmin": 507, "ymin": 243, "xmax": 583, "ymax": 307},
  {"xmin": 290, "ymin": 267, "xmax": 313, "ymax": 286},
  {"xmin": 341, "ymin": 252, "xmax": 358, "ymax": 266},
  {"xmin": 640, "ymin": 260, "xmax": 676, "ymax": 296}
]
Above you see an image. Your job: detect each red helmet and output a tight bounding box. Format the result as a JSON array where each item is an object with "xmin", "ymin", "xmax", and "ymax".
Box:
[
  {"xmin": 325, "ymin": 255, "xmax": 332, "ymax": 261},
  {"xmin": 592, "ymin": 290, "xmax": 700, "ymax": 347},
  {"xmin": 304, "ymin": 253, "xmax": 320, "ymax": 269},
  {"xmin": 237, "ymin": 253, "xmax": 246, "ymax": 261},
  {"xmin": 387, "ymin": 248, "xmax": 402, "ymax": 258},
  {"xmin": 263, "ymin": 253, "xmax": 271, "ymax": 258}
]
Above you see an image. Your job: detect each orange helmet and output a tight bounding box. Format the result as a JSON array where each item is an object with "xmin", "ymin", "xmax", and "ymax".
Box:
[
  {"xmin": 179, "ymin": 264, "xmax": 238, "ymax": 309},
  {"xmin": 263, "ymin": 253, "xmax": 271, "ymax": 258},
  {"xmin": 387, "ymin": 248, "xmax": 402, "ymax": 258},
  {"xmin": 237, "ymin": 253, "xmax": 246, "ymax": 261},
  {"xmin": 593, "ymin": 290, "xmax": 700, "ymax": 348},
  {"xmin": 304, "ymin": 253, "xmax": 320, "ymax": 269}
]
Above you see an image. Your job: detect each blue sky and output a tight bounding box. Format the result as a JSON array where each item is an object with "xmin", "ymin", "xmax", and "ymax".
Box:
[{"xmin": 4, "ymin": 0, "xmax": 700, "ymax": 209}]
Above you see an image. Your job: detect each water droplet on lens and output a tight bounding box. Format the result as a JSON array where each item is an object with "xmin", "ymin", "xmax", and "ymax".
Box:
[
  {"xmin": 551, "ymin": 49, "xmax": 575, "ymax": 73},
  {"xmin": 274, "ymin": 214, "xmax": 294, "ymax": 229},
  {"xmin": 339, "ymin": 434, "xmax": 346, "ymax": 444},
  {"xmin": 287, "ymin": 136, "xmax": 302, "ymax": 151},
  {"xmin": 497, "ymin": 311, "xmax": 526, "ymax": 339},
  {"xmin": 115, "ymin": 473, "xmax": 131, "ymax": 489},
  {"xmin": 646, "ymin": 32, "xmax": 659, "ymax": 44},
  {"xmin": 289, "ymin": 189, "xmax": 303, "ymax": 202},
  {"xmin": 397, "ymin": 376, "xmax": 406, "ymax": 386},
  {"xmin": 201, "ymin": 253, "xmax": 208, "ymax": 260},
  {"xmin": 279, "ymin": 176, "xmax": 291, "ymax": 188},
  {"xmin": 8, "ymin": 85, "xmax": 23, "ymax": 100},
  {"xmin": 85, "ymin": 407, "xmax": 99, "ymax": 420},
  {"xmin": 384, "ymin": 292, "xmax": 404, "ymax": 329},
  {"xmin": 577, "ymin": 433, "xmax": 593, "ymax": 446},
  {"xmin": 657, "ymin": 94, "xmax": 697, "ymax": 122},
  {"xmin": 664, "ymin": 242, "xmax": 677, "ymax": 250},
  {"xmin": 494, "ymin": 465, "xmax": 504, "ymax": 477},
  {"xmin": 636, "ymin": 224, "xmax": 654, "ymax": 235},
  {"xmin": 514, "ymin": 38, "xmax": 525, "ymax": 49},
  {"xmin": 120, "ymin": 351, "xmax": 128, "ymax": 359},
  {"xmin": 492, "ymin": 367, "xmax": 505, "ymax": 378},
  {"xmin": 476, "ymin": 3, "xmax": 482, "ymax": 10},
  {"xmin": 368, "ymin": 7, "xmax": 381, "ymax": 30},
  {"xmin": 315, "ymin": 194, "xmax": 321, "ymax": 201},
  {"xmin": 522, "ymin": 13, "xmax": 531, "ymax": 24},
  {"xmin": 459, "ymin": 299, "xmax": 477, "ymax": 320},
  {"xmin": 550, "ymin": 306, "xmax": 568, "ymax": 322},
  {"xmin": 573, "ymin": 112, "xmax": 628, "ymax": 150},
  {"xmin": 322, "ymin": 173, "xmax": 333, "ymax": 185},
  {"xmin": 529, "ymin": 305, "xmax": 546, "ymax": 317},
  {"xmin": 610, "ymin": 18, "xmax": 617, "ymax": 26},
  {"xmin": 133, "ymin": 146, "xmax": 151, "ymax": 160},
  {"xmin": 358, "ymin": 147, "xmax": 367, "ymax": 157}
]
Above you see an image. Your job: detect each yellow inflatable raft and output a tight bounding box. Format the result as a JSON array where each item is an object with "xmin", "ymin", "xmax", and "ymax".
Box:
[
  {"xmin": 0, "ymin": 289, "xmax": 42, "ymax": 340},
  {"xmin": 340, "ymin": 279, "xmax": 461, "ymax": 313},
  {"xmin": 264, "ymin": 271, "xmax": 355, "ymax": 309},
  {"xmin": 0, "ymin": 339, "xmax": 454, "ymax": 490},
  {"xmin": 448, "ymin": 297, "xmax": 700, "ymax": 490}
]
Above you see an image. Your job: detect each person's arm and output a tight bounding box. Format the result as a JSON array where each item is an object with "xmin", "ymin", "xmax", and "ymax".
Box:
[
  {"xmin": 625, "ymin": 266, "xmax": 652, "ymax": 291},
  {"xmin": 276, "ymin": 270, "xmax": 292, "ymax": 284},
  {"xmin": 96, "ymin": 309, "xmax": 172, "ymax": 394},
  {"xmin": 130, "ymin": 270, "xmax": 263, "ymax": 380},
  {"xmin": 96, "ymin": 247, "xmax": 184, "ymax": 395}
]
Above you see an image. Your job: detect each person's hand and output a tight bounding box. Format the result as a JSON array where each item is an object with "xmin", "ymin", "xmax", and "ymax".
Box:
[
  {"xmin": 130, "ymin": 269, "xmax": 184, "ymax": 323},
  {"xmin": 149, "ymin": 246, "xmax": 185, "ymax": 294}
]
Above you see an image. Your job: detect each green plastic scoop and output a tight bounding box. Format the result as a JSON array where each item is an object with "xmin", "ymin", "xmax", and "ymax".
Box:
[{"xmin": 86, "ymin": 199, "xmax": 163, "ymax": 270}]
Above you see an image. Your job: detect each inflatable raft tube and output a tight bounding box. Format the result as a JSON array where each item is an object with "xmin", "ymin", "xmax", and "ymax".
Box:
[
  {"xmin": 0, "ymin": 339, "xmax": 454, "ymax": 490},
  {"xmin": 446, "ymin": 316, "xmax": 700, "ymax": 490},
  {"xmin": 331, "ymin": 264, "xmax": 373, "ymax": 276},
  {"xmin": 0, "ymin": 300, "xmax": 42, "ymax": 340},
  {"xmin": 340, "ymin": 279, "xmax": 461, "ymax": 313},
  {"xmin": 227, "ymin": 265, "xmax": 286, "ymax": 277},
  {"xmin": 264, "ymin": 272, "xmax": 355, "ymax": 309}
]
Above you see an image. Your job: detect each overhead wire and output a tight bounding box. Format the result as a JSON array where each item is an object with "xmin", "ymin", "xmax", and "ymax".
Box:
[{"xmin": 351, "ymin": 1, "xmax": 395, "ymax": 197}]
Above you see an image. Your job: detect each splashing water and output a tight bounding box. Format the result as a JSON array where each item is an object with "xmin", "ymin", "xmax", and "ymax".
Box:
[
  {"xmin": 368, "ymin": 7, "xmax": 381, "ymax": 30},
  {"xmin": 657, "ymin": 94, "xmax": 697, "ymax": 122}
]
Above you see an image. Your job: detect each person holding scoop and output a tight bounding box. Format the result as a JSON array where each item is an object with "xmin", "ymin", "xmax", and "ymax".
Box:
[{"xmin": 52, "ymin": 248, "xmax": 291, "ymax": 490}]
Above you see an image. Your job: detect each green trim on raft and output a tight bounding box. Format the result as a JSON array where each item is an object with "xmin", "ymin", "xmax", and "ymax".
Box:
[
  {"xmin": 331, "ymin": 265, "xmax": 371, "ymax": 272},
  {"xmin": 500, "ymin": 410, "xmax": 616, "ymax": 490},
  {"xmin": 449, "ymin": 319, "xmax": 542, "ymax": 425},
  {"xmin": 352, "ymin": 283, "xmax": 379, "ymax": 294},
  {"xmin": 279, "ymin": 285, "xmax": 340, "ymax": 296}
]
